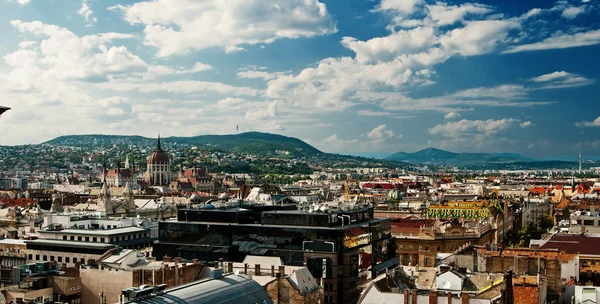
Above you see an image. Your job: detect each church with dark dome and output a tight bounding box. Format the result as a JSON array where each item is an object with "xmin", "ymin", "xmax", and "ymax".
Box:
[{"xmin": 144, "ymin": 135, "xmax": 171, "ymax": 186}]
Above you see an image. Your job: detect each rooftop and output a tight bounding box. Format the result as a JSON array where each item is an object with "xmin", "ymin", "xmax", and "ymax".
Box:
[
  {"xmin": 25, "ymin": 239, "xmax": 115, "ymax": 249},
  {"xmin": 41, "ymin": 226, "xmax": 147, "ymax": 236},
  {"xmin": 125, "ymin": 273, "xmax": 273, "ymax": 304}
]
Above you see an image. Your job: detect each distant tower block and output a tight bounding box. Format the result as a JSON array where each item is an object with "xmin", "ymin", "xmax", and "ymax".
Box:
[{"xmin": 579, "ymin": 152, "xmax": 583, "ymax": 172}]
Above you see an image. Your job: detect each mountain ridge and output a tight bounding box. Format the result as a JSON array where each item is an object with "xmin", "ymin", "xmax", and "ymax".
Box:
[
  {"xmin": 386, "ymin": 147, "xmax": 534, "ymax": 164},
  {"xmin": 44, "ymin": 132, "xmax": 323, "ymax": 157}
]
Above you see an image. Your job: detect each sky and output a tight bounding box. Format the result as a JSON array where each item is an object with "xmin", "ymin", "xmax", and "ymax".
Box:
[{"xmin": 0, "ymin": 0, "xmax": 599, "ymax": 157}]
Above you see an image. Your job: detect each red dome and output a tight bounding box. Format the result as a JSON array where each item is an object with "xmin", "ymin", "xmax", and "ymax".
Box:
[{"xmin": 148, "ymin": 148, "xmax": 169, "ymax": 164}]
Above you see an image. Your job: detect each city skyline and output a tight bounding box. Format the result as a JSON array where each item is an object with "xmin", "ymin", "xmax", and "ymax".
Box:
[{"xmin": 0, "ymin": 0, "xmax": 599, "ymax": 157}]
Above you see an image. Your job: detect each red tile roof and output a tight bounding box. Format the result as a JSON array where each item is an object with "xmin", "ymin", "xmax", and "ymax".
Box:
[
  {"xmin": 541, "ymin": 235, "xmax": 600, "ymax": 255},
  {"xmin": 0, "ymin": 198, "xmax": 34, "ymax": 207}
]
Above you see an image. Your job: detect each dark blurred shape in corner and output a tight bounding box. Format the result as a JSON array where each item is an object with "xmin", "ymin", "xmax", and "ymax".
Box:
[{"xmin": 0, "ymin": 106, "xmax": 10, "ymax": 117}]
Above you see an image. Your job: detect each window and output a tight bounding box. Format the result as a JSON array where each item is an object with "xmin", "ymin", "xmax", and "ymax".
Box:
[
  {"xmin": 77, "ymin": 236, "xmax": 82, "ymax": 241},
  {"xmin": 65, "ymin": 257, "xmax": 70, "ymax": 263},
  {"xmin": 85, "ymin": 237, "xmax": 90, "ymax": 242},
  {"xmin": 93, "ymin": 237, "xmax": 97, "ymax": 242},
  {"xmin": 43, "ymin": 255, "xmax": 47, "ymax": 261},
  {"xmin": 584, "ymin": 220, "xmax": 594, "ymax": 226},
  {"xmin": 81, "ymin": 258, "xmax": 85, "ymax": 265},
  {"xmin": 28, "ymin": 254, "xmax": 33, "ymax": 260},
  {"xmin": 423, "ymin": 245, "xmax": 429, "ymax": 251},
  {"xmin": 58, "ymin": 256, "xmax": 62, "ymax": 262},
  {"xmin": 424, "ymin": 257, "xmax": 430, "ymax": 267},
  {"xmin": 63, "ymin": 235, "xmax": 67, "ymax": 240},
  {"xmin": 101, "ymin": 238, "xmax": 105, "ymax": 243},
  {"xmin": 73, "ymin": 258, "xmax": 77, "ymax": 263},
  {"xmin": 36, "ymin": 255, "xmax": 40, "ymax": 261},
  {"xmin": 50, "ymin": 256, "xmax": 55, "ymax": 261},
  {"xmin": 70, "ymin": 236, "xmax": 74, "ymax": 241}
]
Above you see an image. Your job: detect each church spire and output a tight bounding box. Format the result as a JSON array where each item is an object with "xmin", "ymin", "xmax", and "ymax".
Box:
[{"xmin": 157, "ymin": 133, "xmax": 162, "ymax": 150}]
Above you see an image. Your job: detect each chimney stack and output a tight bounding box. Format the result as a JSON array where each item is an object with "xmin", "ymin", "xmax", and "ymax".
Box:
[
  {"xmin": 278, "ymin": 265, "xmax": 285, "ymax": 277},
  {"xmin": 504, "ymin": 269, "xmax": 514, "ymax": 304},
  {"xmin": 255, "ymin": 264, "xmax": 261, "ymax": 276}
]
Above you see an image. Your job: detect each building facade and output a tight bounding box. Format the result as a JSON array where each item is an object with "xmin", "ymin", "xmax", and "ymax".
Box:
[{"xmin": 145, "ymin": 136, "xmax": 170, "ymax": 186}]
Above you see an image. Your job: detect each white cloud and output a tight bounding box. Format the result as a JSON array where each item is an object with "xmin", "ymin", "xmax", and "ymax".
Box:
[
  {"xmin": 18, "ymin": 41, "xmax": 36, "ymax": 48},
  {"xmin": 7, "ymin": 20, "xmax": 143, "ymax": 82},
  {"xmin": 237, "ymin": 67, "xmax": 287, "ymax": 81},
  {"xmin": 429, "ymin": 118, "xmax": 518, "ymax": 137},
  {"xmin": 78, "ymin": 0, "xmax": 97, "ymax": 26},
  {"xmin": 105, "ymin": 108, "xmax": 126, "ymax": 116},
  {"xmin": 364, "ymin": 124, "xmax": 395, "ymax": 139},
  {"xmin": 520, "ymin": 121, "xmax": 533, "ymax": 128},
  {"xmin": 453, "ymin": 85, "xmax": 528, "ymax": 100},
  {"xmin": 110, "ymin": 0, "xmax": 337, "ymax": 57},
  {"xmin": 146, "ymin": 62, "xmax": 213, "ymax": 78},
  {"xmin": 576, "ymin": 117, "xmax": 600, "ymax": 127},
  {"xmin": 427, "ymin": 3, "xmax": 492, "ymax": 26},
  {"xmin": 562, "ymin": 5, "xmax": 587, "ymax": 18},
  {"xmin": 531, "ymin": 71, "xmax": 594, "ymax": 89},
  {"xmin": 523, "ymin": 8, "xmax": 542, "ymax": 19},
  {"xmin": 439, "ymin": 20, "xmax": 520, "ymax": 56},
  {"xmin": 245, "ymin": 100, "xmax": 280, "ymax": 120},
  {"xmin": 504, "ymin": 29, "xmax": 600, "ymax": 53},
  {"xmin": 341, "ymin": 27, "xmax": 437, "ymax": 63},
  {"xmin": 12, "ymin": 0, "xmax": 30, "ymax": 5},
  {"xmin": 100, "ymin": 80, "xmax": 261, "ymax": 96},
  {"xmin": 375, "ymin": 0, "xmax": 424, "ymax": 15},
  {"xmin": 444, "ymin": 112, "xmax": 461, "ymax": 119},
  {"xmin": 531, "ymin": 71, "xmax": 571, "ymax": 82}
]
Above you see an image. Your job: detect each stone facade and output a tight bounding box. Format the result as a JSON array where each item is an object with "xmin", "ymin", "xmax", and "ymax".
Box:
[
  {"xmin": 265, "ymin": 276, "xmax": 324, "ymax": 304},
  {"xmin": 79, "ymin": 258, "xmax": 206, "ymax": 304}
]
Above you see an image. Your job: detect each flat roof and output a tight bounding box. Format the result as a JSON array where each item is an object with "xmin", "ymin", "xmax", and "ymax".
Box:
[
  {"xmin": 163, "ymin": 217, "xmax": 388, "ymax": 230},
  {"xmin": 0, "ymin": 239, "xmax": 26, "ymax": 245},
  {"xmin": 40, "ymin": 226, "xmax": 148, "ymax": 236},
  {"xmin": 25, "ymin": 239, "xmax": 116, "ymax": 249}
]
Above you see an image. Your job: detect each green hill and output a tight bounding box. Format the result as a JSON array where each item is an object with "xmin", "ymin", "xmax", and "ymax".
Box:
[{"xmin": 44, "ymin": 132, "xmax": 323, "ymax": 157}]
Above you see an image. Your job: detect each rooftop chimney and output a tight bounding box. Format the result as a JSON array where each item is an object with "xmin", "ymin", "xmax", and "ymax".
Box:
[{"xmin": 504, "ymin": 269, "xmax": 514, "ymax": 304}]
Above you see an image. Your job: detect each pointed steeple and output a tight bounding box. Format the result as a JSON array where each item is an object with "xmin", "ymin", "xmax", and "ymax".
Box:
[{"xmin": 157, "ymin": 133, "xmax": 162, "ymax": 150}]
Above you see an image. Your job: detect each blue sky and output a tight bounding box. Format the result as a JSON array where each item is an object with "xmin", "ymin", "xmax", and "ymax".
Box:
[{"xmin": 0, "ymin": 0, "xmax": 599, "ymax": 157}]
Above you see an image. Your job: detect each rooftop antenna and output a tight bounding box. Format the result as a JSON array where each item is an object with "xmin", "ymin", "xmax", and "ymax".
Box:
[{"xmin": 236, "ymin": 125, "xmax": 239, "ymax": 134}]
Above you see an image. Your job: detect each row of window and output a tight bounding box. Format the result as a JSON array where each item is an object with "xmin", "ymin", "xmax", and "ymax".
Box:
[
  {"xmin": 29, "ymin": 254, "xmax": 86, "ymax": 265},
  {"xmin": 61, "ymin": 232, "xmax": 149, "ymax": 243}
]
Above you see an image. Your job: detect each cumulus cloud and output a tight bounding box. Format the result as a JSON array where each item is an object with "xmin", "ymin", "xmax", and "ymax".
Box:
[
  {"xmin": 576, "ymin": 117, "xmax": 600, "ymax": 127},
  {"xmin": 78, "ymin": 0, "xmax": 97, "ymax": 26},
  {"xmin": 7, "ymin": 20, "xmax": 143, "ymax": 83},
  {"xmin": 364, "ymin": 125, "xmax": 396, "ymax": 139},
  {"xmin": 428, "ymin": 118, "xmax": 518, "ymax": 137},
  {"xmin": 110, "ymin": 0, "xmax": 337, "ymax": 57},
  {"xmin": 504, "ymin": 29, "xmax": 600, "ymax": 53},
  {"xmin": 531, "ymin": 71, "xmax": 594, "ymax": 89},
  {"xmin": 375, "ymin": 0, "xmax": 424, "ymax": 15},
  {"xmin": 520, "ymin": 121, "xmax": 533, "ymax": 128},
  {"xmin": 444, "ymin": 112, "xmax": 461, "ymax": 119},
  {"xmin": 426, "ymin": 2, "xmax": 492, "ymax": 26}
]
